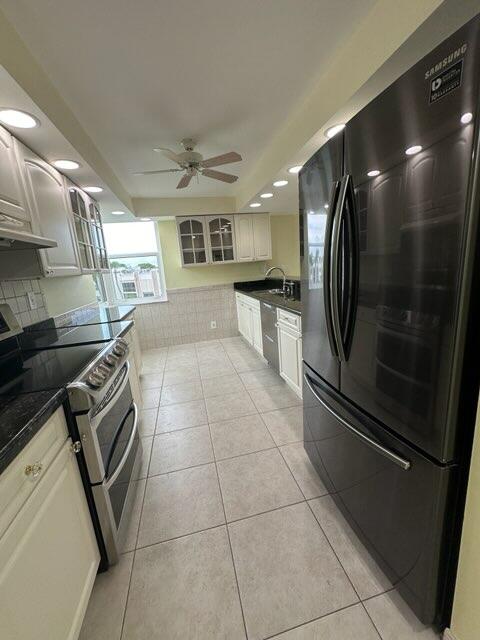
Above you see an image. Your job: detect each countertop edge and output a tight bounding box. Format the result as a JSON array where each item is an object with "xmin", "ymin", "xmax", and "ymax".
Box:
[
  {"xmin": 235, "ymin": 288, "xmax": 302, "ymax": 316},
  {"xmin": 0, "ymin": 388, "xmax": 67, "ymax": 476}
]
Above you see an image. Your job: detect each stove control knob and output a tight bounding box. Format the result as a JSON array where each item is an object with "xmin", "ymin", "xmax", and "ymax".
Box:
[
  {"xmin": 87, "ymin": 374, "xmax": 103, "ymax": 388},
  {"xmin": 113, "ymin": 344, "xmax": 125, "ymax": 357},
  {"xmin": 97, "ymin": 363, "xmax": 111, "ymax": 376},
  {"xmin": 104, "ymin": 354, "xmax": 117, "ymax": 367},
  {"xmin": 93, "ymin": 367, "xmax": 107, "ymax": 381}
]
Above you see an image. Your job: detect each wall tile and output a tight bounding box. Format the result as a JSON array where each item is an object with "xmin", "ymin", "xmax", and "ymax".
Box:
[{"xmin": 0, "ymin": 278, "xmax": 48, "ymax": 327}]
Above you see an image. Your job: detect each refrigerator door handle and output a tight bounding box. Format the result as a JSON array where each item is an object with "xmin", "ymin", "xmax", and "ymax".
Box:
[
  {"xmin": 303, "ymin": 373, "xmax": 411, "ymax": 471},
  {"xmin": 331, "ymin": 176, "xmax": 348, "ymax": 361},
  {"xmin": 342, "ymin": 174, "xmax": 359, "ymax": 358},
  {"xmin": 323, "ymin": 180, "xmax": 341, "ymax": 358}
]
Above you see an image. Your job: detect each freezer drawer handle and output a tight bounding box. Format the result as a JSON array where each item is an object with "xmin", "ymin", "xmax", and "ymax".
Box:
[{"xmin": 303, "ymin": 373, "xmax": 411, "ymax": 471}]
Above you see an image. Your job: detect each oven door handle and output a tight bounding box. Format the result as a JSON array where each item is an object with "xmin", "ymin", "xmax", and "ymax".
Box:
[
  {"xmin": 91, "ymin": 361, "xmax": 130, "ymax": 430},
  {"xmin": 303, "ymin": 373, "xmax": 411, "ymax": 471},
  {"xmin": 105, "ymin": 403, "xmax": 138, "ymax": 489}
]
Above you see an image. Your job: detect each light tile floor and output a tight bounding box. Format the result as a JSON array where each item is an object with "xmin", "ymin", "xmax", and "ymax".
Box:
[{"xmin": 79, "ymin": 337, "xmax": 440, "ymax": 640}]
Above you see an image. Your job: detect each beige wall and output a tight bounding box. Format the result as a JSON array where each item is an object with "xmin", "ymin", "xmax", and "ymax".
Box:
[
  {"xmin": 40, "ymin": 275, "xmax": 97, "ymax": 317},
  {"xmin": 157, "ymin": 214, "xmax": 300, "ymax": 290},
  {"xmin": 267, "ymin": 214, "xmax": 301, "ymax": 277},
  {"xmin": 450, "ymin": 398, "xmax": 480, "ymax": 640},
  {"xmin": 158, "ymin": 219, "xmax": 265, "ymax": 289}
]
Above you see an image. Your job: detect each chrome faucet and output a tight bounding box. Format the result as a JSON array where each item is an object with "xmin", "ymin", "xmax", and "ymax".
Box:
[{"xmin": 265, "ymin": 266, "xmax": 287, "ymax": 294}]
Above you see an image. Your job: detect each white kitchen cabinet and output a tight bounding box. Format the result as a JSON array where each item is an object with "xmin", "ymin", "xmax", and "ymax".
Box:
[
  {"xmin": 0, "ymin": 408, "xmax": 99, "ymax": 640},
  {"xmin": 235, "ymin": 292, "xmax": 263, "ymax": 355},
  {"xmin": 277, "ymin": 309, "xmax": 302, "ymax": 397},
  {"xmin": 252, "ymin": 213, "xmax": 272, "ymax": 260},
  {"xmin": 177, "ymin": 216, "xmax": 208, "ymax": 265},
  {"xmin": 206, "ymin": 215, "xmax": 236, "ymax": 263},
  {"xmin": 234, "ymin": 214, "xmax": 254, "ymax": 262},
  {"xmin": 16, "ymin": 141, "xmax": 81, "ymax": 277},
  {"xmin": 0, "ymin": 125, "xmax": 31, "ymax": 226},
  {"xmin": 234, "ymin": 213, "xmax": 271, "ymax": 262}
]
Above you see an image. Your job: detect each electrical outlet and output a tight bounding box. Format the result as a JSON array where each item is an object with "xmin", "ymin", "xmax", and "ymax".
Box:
[
  {"xmin": 210, "ymin": 320, "xmax": 217, "ymax": 329},
  {"xmin": 27, "ymin": 291, "xmax": 38, "ymax": 310}
]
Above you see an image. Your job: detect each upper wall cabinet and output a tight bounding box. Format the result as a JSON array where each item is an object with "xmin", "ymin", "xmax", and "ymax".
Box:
[
  {"xmin": 176, "ymin": 213, "xmax": 271, "ymax": 267},
  {"xmin": 15, "ymin": 141, "xmax": 81, "ymax": 277},
  {"xmin": 66, "ymin": 181, "xmax": 109, "ymax": 273},
  {"xmin": 177, "ymin": 216, "xmax": 208, "ymax": 265},
  {"xmin": 0, "ymin": 125, "xmax": 31, "ymax": 227},
  {"xmin": 234, "ymin": 213, "xmax": 272, "ymax": 262},
  {"xmin": 207, "ymin": 215, "xmax": 236, "ymax": 263}
]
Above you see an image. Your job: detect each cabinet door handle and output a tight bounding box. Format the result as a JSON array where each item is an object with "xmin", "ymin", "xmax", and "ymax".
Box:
[{"xmin": 24, "ymin": 461, "xmax": 43, "ymax": 478}]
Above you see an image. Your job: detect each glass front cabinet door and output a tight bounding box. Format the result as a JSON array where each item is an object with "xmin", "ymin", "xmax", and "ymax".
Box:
[
  {"xmin": 177, "ymin": 217, "xmax": 208, "ymax": 265},
  {"xmin": 206, "ymin": 215, "xmax": 236, "ymax": 263}
]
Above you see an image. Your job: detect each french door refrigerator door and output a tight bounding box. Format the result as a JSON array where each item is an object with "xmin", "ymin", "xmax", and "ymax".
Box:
[
  {"xmin": 299, "ymin": 134, "xmax": 343, "ymax": 388},
  {"xmin": 340, "ymin": 17, "xmax": 480, "ymax": 463},
  {"xmin": 303, "ymin": 364, "xmax": 457, "ymax": 626}
]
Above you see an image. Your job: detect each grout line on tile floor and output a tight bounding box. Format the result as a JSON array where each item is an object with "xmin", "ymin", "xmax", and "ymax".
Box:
[{"xmin": 202, "ymin": 373, "xmax": 249, "ymax": 640}]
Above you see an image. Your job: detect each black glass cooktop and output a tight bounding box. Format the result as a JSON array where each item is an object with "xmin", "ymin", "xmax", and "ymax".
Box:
[
  {"xmin": 19, "ymin": 320, "xmax": 131, "ymax": 351},
  {"xmin": 0, "ymin": 343, "xmax": 104, "ymax": 396}
]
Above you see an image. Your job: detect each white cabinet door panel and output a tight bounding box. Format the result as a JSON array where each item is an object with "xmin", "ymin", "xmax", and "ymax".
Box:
[
  {"xmin": 17, "ymin": 143, "xmax": 81, "ymax": 277},
  {"xmin": 278, "ymin": 323, "xmax": 302, "ymax": 396},
  {"xmin": 0, "ymin": 440, "xmax": 99, "ymax": 640},
  {"xmin": 234, "ymin": 215, "xmax": 254, "ymax": 261},
  {"xmin": 252, "ymin": 213, "xmax": 272, "ymax": 260},
  {"xmin": 0, "ymin": 126, "xmax": 30, "ymax": 223}
]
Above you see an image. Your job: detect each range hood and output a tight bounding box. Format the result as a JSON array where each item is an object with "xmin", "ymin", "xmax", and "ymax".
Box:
[{"xmin": 0, "ymin": 227, "xmax": 57, "ymax": 251}]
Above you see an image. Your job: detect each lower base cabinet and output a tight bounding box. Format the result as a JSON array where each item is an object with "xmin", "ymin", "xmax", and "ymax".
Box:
[
  {"xmin": 0, "ymin": 408, "xmax": 99, "ymax": 640},
  {"xmin": 277, "ymin": 310, "xmax": 302, "ymax": 397},
  {"xmin": 235, "ymin": 293, "xmax": 263, "ymax": 355}
]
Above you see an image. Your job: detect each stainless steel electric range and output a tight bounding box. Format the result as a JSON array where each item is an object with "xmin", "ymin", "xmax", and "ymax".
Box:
[{"xmin": 0, "ymin": 303, "xmax": 142, "ymax": 568}]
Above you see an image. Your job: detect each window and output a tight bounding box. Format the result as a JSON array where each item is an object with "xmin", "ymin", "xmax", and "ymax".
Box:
[{"xmin": 103, "ymin": 221, "xmax": 167, "ymax": 303}]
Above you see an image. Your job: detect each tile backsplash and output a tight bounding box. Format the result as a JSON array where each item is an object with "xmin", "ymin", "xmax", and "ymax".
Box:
[
  {"xmin": 0, "ymin": 279, "xmax": 48, "ymax": 327},
  {"xmin": 134, "ymin": 283, "xmax": 239, "ymax": 349}
]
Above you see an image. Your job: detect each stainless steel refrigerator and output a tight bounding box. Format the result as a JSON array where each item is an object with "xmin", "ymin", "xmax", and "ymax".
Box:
[{"xmin": 300, "ymin": 14, "xmax": 480, "ymax": 629}]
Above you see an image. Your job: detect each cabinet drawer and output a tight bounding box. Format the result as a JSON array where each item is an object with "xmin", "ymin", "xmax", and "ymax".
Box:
[
  {"xmin": 0, "ymin": 407, "xmax": 68, "ymax": 538},
  {"xmin": 277, "ymin": 308, "xmax": 301, "ymax": 332}
]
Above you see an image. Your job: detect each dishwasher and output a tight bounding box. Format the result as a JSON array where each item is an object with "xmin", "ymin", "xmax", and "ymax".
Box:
[{"xmin": 260, "ymin": 301, "xmax": 279, "ymax": 372}]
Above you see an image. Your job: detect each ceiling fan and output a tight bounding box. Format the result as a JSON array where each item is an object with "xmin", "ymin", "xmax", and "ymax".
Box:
[{"xmin": 134, "ymin": 138, "xmax": 242, "ymax": 189}]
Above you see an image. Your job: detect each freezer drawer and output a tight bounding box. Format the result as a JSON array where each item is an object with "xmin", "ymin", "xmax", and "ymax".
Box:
[{"xmin": 303, "ymin": 363, "xmax": 457, "ymax": 627}]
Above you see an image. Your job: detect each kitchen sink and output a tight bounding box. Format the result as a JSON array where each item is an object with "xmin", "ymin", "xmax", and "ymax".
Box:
[{"xmin": 268, "ymin": 288, "xmax": 286, "ymax": 295}]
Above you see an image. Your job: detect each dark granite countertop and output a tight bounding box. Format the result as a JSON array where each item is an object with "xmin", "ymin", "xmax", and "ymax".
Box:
[
  {"xmin": 238, "ymin": 289, "xmax": 302, "ymax": 315},
  {"xmin": 0, "ymin": 388, "xmax": 67, "ymax": 475},
  {"xmin": 234, "ymin": 279, "xmax": 302, "ymax": 316}
]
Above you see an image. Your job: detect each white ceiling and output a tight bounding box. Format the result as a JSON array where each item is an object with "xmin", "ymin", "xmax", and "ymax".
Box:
[{"xmin": 1, "ymin": 0, "xmax": 374, "ymax": 202}]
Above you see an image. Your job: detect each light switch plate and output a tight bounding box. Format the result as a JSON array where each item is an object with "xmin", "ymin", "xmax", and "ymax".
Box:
[{"xmin": 27, "ymin": 291, "xmax": 38, "ymax": 310}]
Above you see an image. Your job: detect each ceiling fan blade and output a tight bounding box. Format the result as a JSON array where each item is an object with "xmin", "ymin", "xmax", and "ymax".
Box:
[
  {"xmin": 201, "ymin": 168, "xmax": 238, "ymax": 183},
  {"xmin": 177, "ymin": 173, "xmax": 193, "ymax": 189},
  {"xmin": 201, "ymin": 152, "xmax": 242, "ymax": 168},
  {"xmin": 153, "ymin": 147, "xmax": 183, "ymax": 164},
  {"xmin": 133, "ymin": 168, "xmax": 183, "ymax": 175}
]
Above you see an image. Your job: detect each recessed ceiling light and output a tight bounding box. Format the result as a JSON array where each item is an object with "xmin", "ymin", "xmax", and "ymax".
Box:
[
  {"xmin": 273, "ymin": 180, "xmax": 288, "ymax": 187},
  {"xmin": 111, "ymin": 211, "xmax": 125, "ymax": 216},
  {"xmin": 249, "ymin": 203, "xmax": 261, "ymax": 208},
  {"xmin": 461, "ymin": 112, "xmax": 473, "ymax": 124},
  {"xmin": 140, "ymin": 217, "xmax": 151, "ymax": 221},
  {"xmin": 288, "ymin": 165, "xmax": 303, "ymax": 174},
  {"xmin": 260, "ymin": 192, "xmax": 273, "ymax": 199},
  {"xmin": 405, "ymin": 145, "xmax": 422, "ymax": 155},
  {"xmin": 325, "ymin": 123, "xmax": 345, "ymax": 139},
  {"xmin": 367, "ymin": 170, "xmax": 380, "ymax": 177},
  {"xmin": 324, "ymin": 203, "xmax": 329, "ymax": 209},
  {"xmin": 0, "ymin": 108, "xmax": 38, "ymax": 129},
  {"xmin": 53, "ymin": 159, "xmax": 80, "ymax": 170},
  {"xmin": 84, "ymin": 186, "xmax": 103, "ymax": 193}
]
